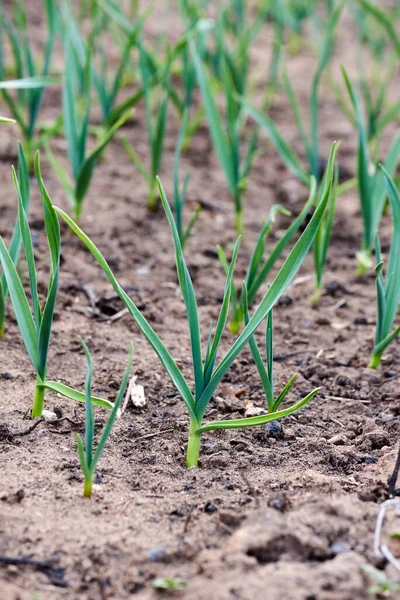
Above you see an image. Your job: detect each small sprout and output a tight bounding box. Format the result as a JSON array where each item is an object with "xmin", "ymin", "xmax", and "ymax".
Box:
[
  {"xmin": 242, "ymin": 282, "xmax": 319, "ymax": 414},
  {"xmin": 77, "ymin": 339, "xmax": 133, "ymax": 498},
  {"xmin": 121, "ymin": 39, "xmax": 171, "ymax": 211},
  {"xmin": 0, "ymin": 1, "xmax": 57, "ymax": 166},
  {"xmin": 44, "ymin": 25, "xmax": 131, "ymax": 219},
  {"xmin": 341, "ymin": 67, "xmax": 400, "ymax": 274},
  {"xmin": 218, "ymin": 189, "xmax": 315, "ymax": 333},
  {"xmin": 55, "ymin": 142, "xmax": 339, "ymax": 467},
  {"xmin": 0, "ymin": 152, "xmax": 115, "ymax": 416},
  {"xmin": 153, "ymin": 577, "xmax": 185, "ymax": 592},
  {"xmin": 0, "ymin": 142, "xmax": 30, "ymax": 338},
  {"xmin": 361, "ymin": 564, "xmax": 400, "ymax": 596},
  {"xmin": 185, "ymin": 10, "xmax": 259, "ymax": 234},
  {"xmin": 369, "ymin": 166, "xmax": 400, "ymax": 369}
]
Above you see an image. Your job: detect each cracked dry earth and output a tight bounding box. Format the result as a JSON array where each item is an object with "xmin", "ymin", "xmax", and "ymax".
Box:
[{"xmin": 1, "ymin": 1, "xmax": 400, "ymax": 599}]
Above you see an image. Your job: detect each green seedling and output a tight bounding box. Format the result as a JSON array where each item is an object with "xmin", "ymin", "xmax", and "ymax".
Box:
[
  {"xmin": 173, "ymin": 108, "xmax": 201, "ymax": 249},
  {"xmin": 342, "ymin": 67, "xmax": 400, "ymax": 274},
  {"xmin": 64, "ymin": 0, "xmax": 151, "ymax": 127},
  {"xmin": 361, "ymin": 564, "xmax": 400, "ymax": 596},
  {"xmin": 185, "ymin": 11, "xmax": 260, "ymax": 234},
  {"xmin": 77, "ymin": 338, "xmax": 133, "ymax": 498},
  {"xmin": 0, "ymin": 0, "xmax": 57, "ymax": 167},
  {"xmin": 334, "ymin": 2, "xmax": 400, "ymax": 146},
  {"xmin": 244, "ymin": 0, "xmax": 344, "ymax": 185},
  {"xmin": 121, "ymin": 39, "xmax": 170, "ymax": 211},
  {"xmin": 153, "ymin": 577, "xmax": 185, "ymax": 592},
  {"xmin": 218, "ymin": 184, "xmax": 316, "ymax": 333},
  {"xmin": 311, "ymin": 165, "xmax": 338, "ymax": 304},
  {"xmin": 242, "ymin": 282, "xmax": 319, "ymax": 413},
  {"xmin": 44, "ymin": 34, "xmax": 131, "ymax": 219},
  {"xmin": 0, "ymin": 142, "xmax": 30, "ymax": 337},
  {"xmin": 355, "ymin": 0, "xmax": 400, "ymax": 58},
  {"xmin": 0, "ymin": 152, "xmax": 115, "ymax": 416},
  {"xmin": 55, "ymin": 142, "xmax": 338, "ymax": 467},
  {"xmin": 369, "ymin": 166, "xmax": 400, "ymax": 369}
]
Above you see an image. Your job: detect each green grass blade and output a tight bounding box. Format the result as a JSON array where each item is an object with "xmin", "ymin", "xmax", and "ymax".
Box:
[
  {"xmin": 80, "ymin": 337, "xmax": 95, "ymax": 467},
  {"xmin": 202, "ymin": 237, "xmax": 240, "ymax": 386},
  {"xmin": 356, "ymin": 0, "xmax": 400, "ymax": 56},
  {"xmin": 76, "ymin": 434, "xmax": 90, "ymax": 478},
  {"xmin": 244, "ymin": 102, "xmax": 310, "ymax": 185},
  {"xmin": 0, "ymin": 116, "xmax": 16, "ymax": 123},
  {"xmin": 272, "ymin": 373, "xmax": 297, "ymax": 412},
  {"xmin": 35, "ymin": 153, "xmax": 60, "ymax": 380},
  {"xmin": 380, "ymin": 165, "xmax": 400, "ymax": 337},
  {"xmin": 248, "ymin": 178, "xmax": 316, "ymax": 304},
  {"xmin": 121, "ymin": 137, "xmax": 151, "ymax": 185},
  {"xmin": 63, "ymin": 37, "xmax": 80, "ymax": 180},
  {"xmin": 188, "ymin": 36, "xmax": 236, "ymax": 194},
  {"xmin": 194, "ymin": 142, "xmax": 338, "ymax": 421},
  {"xmin": 75, "ymin": 110, "xmax": 133, "ymax": 209},
  {"xmin": 54, "ymin": 207, "xmax": 197, "ymax": 420},
  {"xmin": 42, "ymin": 381, "xmax": 115, "ymax": 410},
  {"xmin": 157, "ymin": 177, "xmax": 204, "ymax": 400},
  {"xmin": 1, "ymin": 142, "xmax": 30, "ymax": 301},
  {"xmin": 0, "ymin": 76, "xmax": 58, "ymax": 90},
  {"xmin": 217, "ymin": 244, "xmax": 239, "ymax": 322},
  {"xmin": 373, "ymin": 325, "xmax": 400, "ymax": 358},
  {"xmin": 242, "ymin": 282, "xmax": 273, "ymax": 410},
  {"xmin": 43, "ymin": 137, "xmax": 75, "ymax": 200},
  {"xmin": 196, "ymin": 387, "xmax": 320, "ymax": 433},
  {"xmin": 0, "ymin": 236, "xmax": 38, "ymax": 369},
  {"xmin": 12, "ymin": 167, "xmax": 42, "ymax": 329},
  {"xmin": 91, "ymin": 344, "xmax": 134, "ymax": 470}
]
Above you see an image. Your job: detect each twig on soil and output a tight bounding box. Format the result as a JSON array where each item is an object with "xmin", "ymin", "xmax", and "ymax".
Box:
[
  {"xmin": 240, "ymin": 469, "xmax": 260, "ymax": 507},
  {"xmin": 132, "ymin": 428, "xmax": 175, "ymax": 443},
  {"xmin": 81, "ymin": 284, "xmax": 100, "ymax": 317},
  {"xmin": 6, "ymin": 418, "xmax": 45, "ymax": 439},
  {"xmin": 0, "ymin": 554, "xmax": 67, "ymax": 587},
  {"xmin": 326, "ymin": 395, "xmax": 371, "ymax": 404},
  {"xmin": 273, "ymin": 348, "xmax": 333, "ymax": 361},
  {"xmin": 103, "ymin": 307, "xmax": 129, "ymax": 323}
]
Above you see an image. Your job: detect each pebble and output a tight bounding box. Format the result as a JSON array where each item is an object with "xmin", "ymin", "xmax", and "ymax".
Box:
[
  {"xmin": 148, "ymin": 546, "xmax": 166, "ymax": 562},
  {"xmin": 265, "ymin": 421, "xmax": 284, "ymax": 440},
  {"xmin": 204, "ymin": 502, "xmax": 218, "ymax": 514},
  {"xmin": 244, "ymin": 406, "xmax": 267, "ymax": 418},
  {"xmin": 328, "ymin": 434, "xmax": 348, "ymax": 445},
  {"xmin": 42, "ymin": 410, "xmax": 58, "ymax": 422},
  {"xmin": 329, "ymin": 541, "xmax": 351, "ymax": 555}
]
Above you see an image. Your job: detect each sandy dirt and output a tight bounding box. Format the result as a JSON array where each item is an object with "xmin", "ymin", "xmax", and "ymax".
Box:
[{"xmin": 1, "ymin": 2, "xmax": 400, "ymax": 599}]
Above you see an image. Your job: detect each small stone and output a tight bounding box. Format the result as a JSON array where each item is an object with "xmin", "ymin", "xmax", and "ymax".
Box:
[
  {"xmin": 381, "ymin": 413, "xmax": 394, "ymax": 423},
  {"xmin": 277, "ymin": 295, "xmax": 292, "ymax": 307},
  {"xmin": 329, "ymin": 541, "xmax": 351, "ymax": 555},
  {"xmin": 265, "ymin": 421, "xmax": 284, "ymax": 440},
  {"xmin": 316, "ymin": 317, "xmax": 331, "ymax": 326},
  {"xmin": 42, "ymin": 410, "xmax": 58, "ymax": 422},
  {"xmin": 354, "ymin": 316, "xmax": 368, "ymax": 325},
  {"xmin": 204, "ymin": 502, "xmax": 218, "ymax": 514},
  {"xmin": 328, "ymin": 434, "xmax": 348, "ymax": 445},
  {"xmin": 384, "ymin": 370, "xmax": 397, "ymax": 378},
  {"xmin": 268, "ymin": 494, "xmax": 289, "ymax": 512},
  {"xmin": 136, "ymin": 266, "xmax": 149, "ymax": 276},
  {"xmin": 148, "ymin": 546, "xmax": 166, "ymax": 562},
  {"xmin": 245, "ymin": 406, "xmax": 267, "ymax": 418}
]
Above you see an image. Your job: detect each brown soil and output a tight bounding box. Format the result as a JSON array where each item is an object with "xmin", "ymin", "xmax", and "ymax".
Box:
[{"xmin": 1, "ymin": 3, "xmax": 400, "ymax": 599}]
